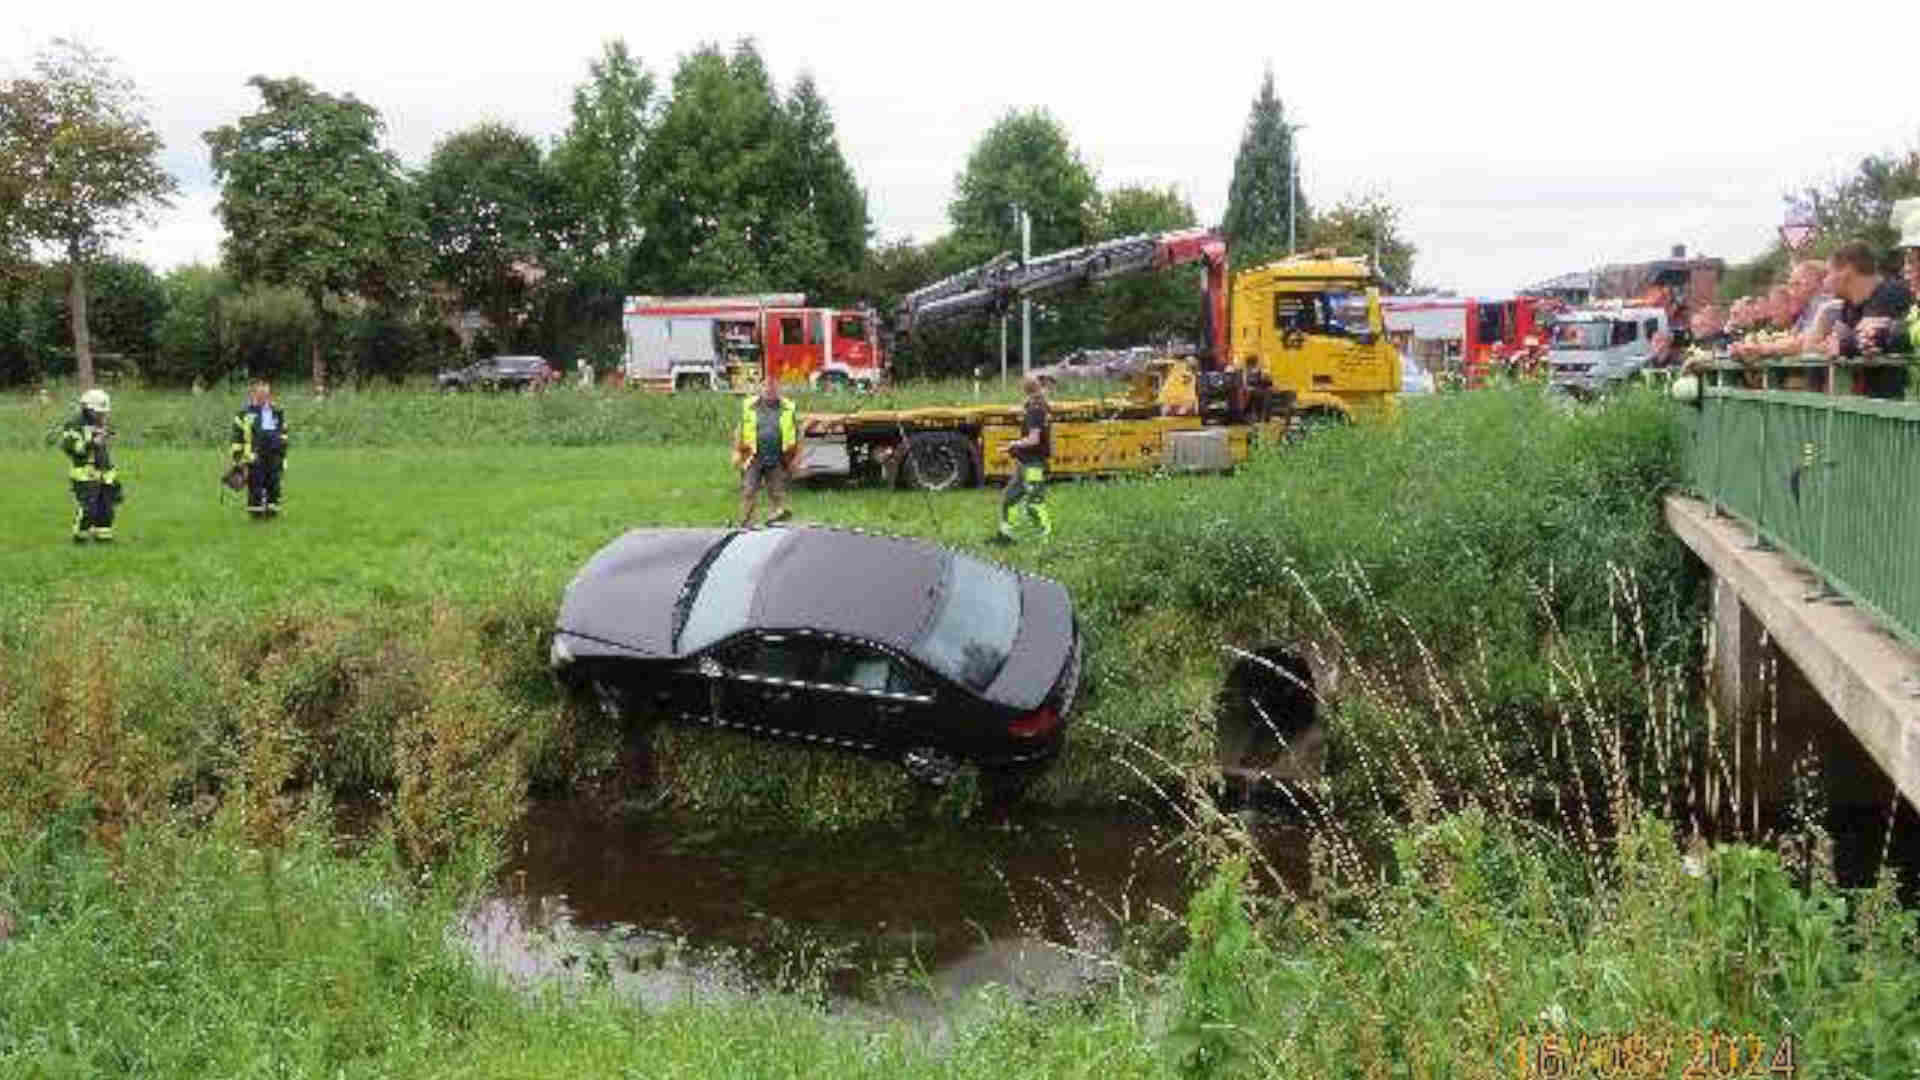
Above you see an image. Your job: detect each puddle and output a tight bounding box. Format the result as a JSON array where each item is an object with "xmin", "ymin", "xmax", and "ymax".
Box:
[{"xmin": 459, "ymin": 799, "xmax": 1309, "ymax": 1028}]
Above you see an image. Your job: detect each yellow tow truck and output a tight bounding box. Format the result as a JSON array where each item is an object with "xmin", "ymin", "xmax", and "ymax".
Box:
[{"xmin": 795, "ymin": 230, "xmax": 1399, "ymax": 490}]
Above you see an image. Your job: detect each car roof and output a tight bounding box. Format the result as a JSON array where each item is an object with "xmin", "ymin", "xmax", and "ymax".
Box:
[
  {"xmin": 749, "ymin": 528, "xmax": 945, "ymax": 652},
  {"xmin": 558, "ymin": 526, "xmax": 945, "ymax": 659}
]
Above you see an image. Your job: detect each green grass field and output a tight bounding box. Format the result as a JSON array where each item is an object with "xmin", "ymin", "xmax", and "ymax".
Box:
[{"xmin": 6, "ymin": 383, "xmax": 1917, "ymax": 1076}]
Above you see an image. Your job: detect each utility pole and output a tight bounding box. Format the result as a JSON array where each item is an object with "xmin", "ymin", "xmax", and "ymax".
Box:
[
  {"xmin": 1020, "ymin": 207, "xmax": 1032, "ymax": 377},
  {"xmin": 1000, "ymin": 313, "xmax": 1008, "ymax": 383},
  {"xmin": 1286, "ymin": 122, "xmax": 1307, "ymax": 255}
]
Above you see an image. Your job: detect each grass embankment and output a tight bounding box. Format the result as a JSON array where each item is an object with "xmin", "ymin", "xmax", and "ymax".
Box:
[
  {"xmin": 4, "ymin": 382, "xmax": 1696, "ymax": 832},
  {"xmin": 6, "ymin": 381, "xmax": 1917, "ymax": 1075}
]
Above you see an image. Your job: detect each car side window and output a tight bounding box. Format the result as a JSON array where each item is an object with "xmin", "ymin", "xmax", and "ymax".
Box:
[
  {"xmin": 780, "ymin": 317, "xmax": 805, "ymax": 346},
  {"xmin": 728, "ymin": 633, "xmax": 820, "ymax": 683},
  {"xmin": 816, "ymin": 641, "xmax": 927, "ymax": 696}
]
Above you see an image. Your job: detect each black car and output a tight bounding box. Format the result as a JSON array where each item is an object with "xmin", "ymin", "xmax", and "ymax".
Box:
[
  {"xmin": 550, "ymin": 526, "xmax": 1083, "ymax": 783},
  {"xmin": 435, "ymin": 355, "xmax": 556, "ymax": 391}
]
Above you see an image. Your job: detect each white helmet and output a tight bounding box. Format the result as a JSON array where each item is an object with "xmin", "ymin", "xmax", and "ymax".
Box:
[{"xmin": 79, "ymin": 388, "xmax": 111, "ymax": 413}]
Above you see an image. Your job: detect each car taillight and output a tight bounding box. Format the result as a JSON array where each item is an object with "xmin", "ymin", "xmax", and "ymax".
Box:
[{"xmin": 1008, "ymin": 706, "xmax": 1059, "ymax": 739}]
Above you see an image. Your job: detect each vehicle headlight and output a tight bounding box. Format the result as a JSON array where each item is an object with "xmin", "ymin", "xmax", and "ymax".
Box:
[{"xmin": 549, "ymin": 634, "xmax": 573, "ymax": 668}]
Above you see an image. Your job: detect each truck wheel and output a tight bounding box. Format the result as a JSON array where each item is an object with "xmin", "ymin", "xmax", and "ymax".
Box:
[
  {"xmin": 900, "ymin": 431, "xmax": 975, "ymax": 491},
  {"xmin": 674, "ymin": 372, "xmax": 712, "ymax": 392},
  {"xmin": 1285, "ymin": 408, "xmax": 1347, "ymax": 444},
  {"xmin": 819, "ymin": 371, "xmax": 854, "ymax": 392}
]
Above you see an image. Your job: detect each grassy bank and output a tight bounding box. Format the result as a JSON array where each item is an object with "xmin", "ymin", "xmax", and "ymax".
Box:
[
  {"xmin": 6, "ymin": 382, "xmax": 1919, "ymax": 1075},
  {"xmin": 3, "ymin": 386, "xmax": 1697, "ymax": 834}
]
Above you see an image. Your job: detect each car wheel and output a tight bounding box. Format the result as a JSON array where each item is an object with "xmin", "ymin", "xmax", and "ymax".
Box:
[{"xmin": 900, "ymin": 431, "xmax": 976, "ymax": 491}]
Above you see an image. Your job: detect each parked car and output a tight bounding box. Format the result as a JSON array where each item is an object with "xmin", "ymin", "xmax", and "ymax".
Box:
[
  {"xmin": 435, "ymin": 355, "xmax": 559, "ymax": 391},
  {"xmin": 550, "ymin": 525, "xmax": 1084, "ymax": 787},
  {"xmin": 1028, "ymin": 345, "xmax": 1166, "ymax": 389}
]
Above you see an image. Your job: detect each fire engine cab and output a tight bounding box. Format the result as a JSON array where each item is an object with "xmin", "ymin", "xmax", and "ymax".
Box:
[{"xmin": 622, "ymin": 294, "xmax": 886, "ymax": 391}]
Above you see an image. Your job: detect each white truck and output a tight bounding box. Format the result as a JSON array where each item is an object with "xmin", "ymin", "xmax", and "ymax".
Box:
[{"xmin": 1545, "ymin": 304, "xmax": 1670, "ymax": 398}]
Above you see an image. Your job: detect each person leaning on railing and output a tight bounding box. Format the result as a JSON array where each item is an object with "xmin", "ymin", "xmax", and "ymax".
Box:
[{"xmin": 1824, "ymin": 240, "xmax": 1914, "ymax": 398}]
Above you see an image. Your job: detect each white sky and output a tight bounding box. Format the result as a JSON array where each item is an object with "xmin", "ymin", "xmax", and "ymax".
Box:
[{"xmin": 8, "ymin": 1, "xmax": 1919, "ymax": 297}]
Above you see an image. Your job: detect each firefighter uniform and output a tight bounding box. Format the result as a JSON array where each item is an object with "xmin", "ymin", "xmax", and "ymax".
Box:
[
  {"xmin": 58, "ymin": 389, "xmax": 120, "ymax": 542},
  {"xmin": 232, "ymin": 396, "xmax": 289, "ymax": 515}
]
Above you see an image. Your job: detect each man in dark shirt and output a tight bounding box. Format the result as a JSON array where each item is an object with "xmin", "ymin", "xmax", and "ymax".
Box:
[
  {"xmin": 734, "ymin": 378, "xmax": 797, "ymax": 527},
  {"xmin": 1824, "ymin": 241, "xmax": 1913, "ymax": 397},
  {"xmin": 993, "ymin": 377, "xmax": 1053, "ymax": 544}
]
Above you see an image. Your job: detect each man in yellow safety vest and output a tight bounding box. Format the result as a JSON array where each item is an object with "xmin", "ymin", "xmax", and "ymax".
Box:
[{"xmin": 733, "ymin": 378, "xmax": 798, "ymax": 527}]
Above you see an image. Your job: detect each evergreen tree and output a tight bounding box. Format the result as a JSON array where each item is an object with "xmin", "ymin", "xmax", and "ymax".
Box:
[{"xmin": 1221, "ymin": 68, "xmax": 1304, "ymax": 269}]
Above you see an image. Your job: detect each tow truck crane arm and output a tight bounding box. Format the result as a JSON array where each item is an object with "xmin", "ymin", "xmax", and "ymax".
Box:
[{"xmin": 895, "ymin": 227, "xmax": 1229, "ymax": 371}]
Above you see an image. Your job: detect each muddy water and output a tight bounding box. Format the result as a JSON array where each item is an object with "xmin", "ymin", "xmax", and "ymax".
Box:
[{"xmin": 461, "ymin": 800, "xmax": 1308, "ymax": 1026}]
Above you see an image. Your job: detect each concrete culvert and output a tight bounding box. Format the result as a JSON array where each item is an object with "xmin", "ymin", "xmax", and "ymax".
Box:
[{"xmin": 1216, "ymin": 647, "xmax": 1324, "ymax": 791}]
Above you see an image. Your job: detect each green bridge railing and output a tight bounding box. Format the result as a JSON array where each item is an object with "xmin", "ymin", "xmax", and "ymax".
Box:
[{"xmin": 1681, "ymin": 377, "xmax": 1920, "ymax": 650}]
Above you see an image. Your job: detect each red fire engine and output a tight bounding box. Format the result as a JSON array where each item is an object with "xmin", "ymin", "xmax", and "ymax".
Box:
[{"xmin": 622, "ymin": 294, "xmax": 886, "ymax": 391}]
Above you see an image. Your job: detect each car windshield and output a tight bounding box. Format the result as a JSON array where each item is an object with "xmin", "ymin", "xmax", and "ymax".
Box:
[
  {"xmin": 676, "ymin": 529, "xmax": 789, "ymax": 653},
  {"xmin": 918, "ymin": 553, "xmax": 1021, "ymax": 692},
  {"xmin": 1552, "ymin": 322, "xmax": 1610, "ymax": 350}
]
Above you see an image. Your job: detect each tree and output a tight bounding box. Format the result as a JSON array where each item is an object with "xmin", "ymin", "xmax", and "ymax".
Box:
[
  {"xmin": 204, "ymin": 75, "xmax": 419, "ymax": 391},
  {"xmin": 547, "ymin": 38, "xmax": 655, "ymax": 277},
  {"xmin": 153, "ymin": 263, "xmax": 231, "ymax": 386},
  {"xmin": 0, "ymin": 39, "xmax": 177, "ymax": 387},
  {"xmin": 1093, "ymin": 185, "xmax": 1201, "ymax": 348},
  {"xmin": 1221, "ymin": 68, "xmax": 1304, "ymax": 270},
  {"xmin": 637, "ymin": 40, "xmax": 783, "ymax": 294},
  {"xmin": 938, "ymin": 109, "xmax": 1100, "ymax": 370},
  {"xmin": 771, "ymin": 73, "xmax": 868, "ymax": 301},
  {"xmin": 947, "ymin": 108, "xmax": 1097, "ymax": 263},
  {"xmin": 1798, "ymin": 146, "xmax": 1920, "ymax": 270},
  {"xmin": 1309, "ymin": 191, "xmax": 1417, "ymax": 293},
  {"xmin": 419, "ymin": 122, "xmax": 551, "ymax": 335}
]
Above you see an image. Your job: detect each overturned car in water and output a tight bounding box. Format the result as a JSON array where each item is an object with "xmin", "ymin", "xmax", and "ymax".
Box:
[{"xmin": 550, "ymin": 525, "xmax": 1083, "ymax": 785}]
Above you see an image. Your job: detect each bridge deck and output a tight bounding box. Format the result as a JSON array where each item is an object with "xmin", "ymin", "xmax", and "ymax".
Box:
[{"xmin": 1667, "ymin": 494, "xmax": 1920, "ymax": 811}]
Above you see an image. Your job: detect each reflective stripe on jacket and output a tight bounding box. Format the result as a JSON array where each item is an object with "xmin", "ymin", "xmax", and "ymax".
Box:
[
  {"xmin": 231, "ymin": 404, "xmax": 288, "ymax": 463},
  {"xmin": 58, "ymin": 416, "xmax": 114, "ymax": 482},
  {"xmin": 737, "ymin": 396, "xmax": 797, "ymax": 455}
]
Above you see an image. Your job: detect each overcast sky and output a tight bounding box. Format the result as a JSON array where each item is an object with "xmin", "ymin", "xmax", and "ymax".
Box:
[{"xmin": 8, "ymin": 1, "xmax": 1919, "ymax": 297}]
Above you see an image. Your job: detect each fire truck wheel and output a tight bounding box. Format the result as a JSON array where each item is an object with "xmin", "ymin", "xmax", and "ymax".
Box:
[{"xmin": 900, "ymin": 431, "xmax": 976, "ymax": 491}]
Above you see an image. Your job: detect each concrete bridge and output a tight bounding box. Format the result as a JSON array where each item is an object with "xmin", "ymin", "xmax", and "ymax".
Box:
[{"xmin": 1673, "ymin": 377, "xmax": 1920, "ymax": 812}]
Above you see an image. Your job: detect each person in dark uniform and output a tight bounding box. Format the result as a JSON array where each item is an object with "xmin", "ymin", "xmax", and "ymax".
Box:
[
  {"xmin": 231, "ymin": 380, "xmax": 290, "ymax": 516},
  {"xmin": 733, "ymin": 378, "xmax": 797, "ymax": 527},
  {"xmin": 58, "ymin": 387, "xmax": 121, "ymax": 542},
  {"xmin": 994, "ymin": 376, "xmax": 1053, "ymax": 544}
]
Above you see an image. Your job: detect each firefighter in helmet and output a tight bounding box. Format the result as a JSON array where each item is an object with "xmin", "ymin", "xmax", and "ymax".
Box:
[
  {"xmin": 58, "ymin": 387, "xmax": 121, "ymax": 542},
  {"xmin": 231, "ymin": 379, "xmax": 289, "ymax": 516}
]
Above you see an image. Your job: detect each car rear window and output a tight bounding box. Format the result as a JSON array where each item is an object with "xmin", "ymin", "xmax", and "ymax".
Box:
[
  {"xmin": 676, "ymin": 529, "xmax": 789, "ymax": 653},
  {"xmin": 918, "ymin": 553, "xmax": 1021, "ymax": 692}
]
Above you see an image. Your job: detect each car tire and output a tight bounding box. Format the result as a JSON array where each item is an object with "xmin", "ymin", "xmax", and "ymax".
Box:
[{"xmin": 900, "ymin": 431, "xmax": 976, "ymax": 491}]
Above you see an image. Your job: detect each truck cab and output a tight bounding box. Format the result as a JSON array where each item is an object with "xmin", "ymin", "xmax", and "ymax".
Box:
[
  {"xmin": 1229, "ymin": 251, "xmax": 1402, "ymax": 420},
  {"xmin": 1546, "ymin": 305, "xmax": 1668, "ymax": 398}
]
